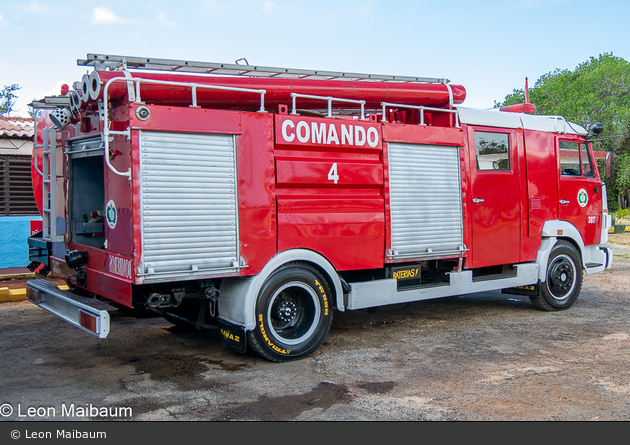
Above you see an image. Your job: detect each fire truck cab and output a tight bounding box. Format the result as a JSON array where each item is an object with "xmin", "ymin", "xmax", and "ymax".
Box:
[{"xmin": 26, "ymin": 54, "xmax": 613, "ymax": 362}]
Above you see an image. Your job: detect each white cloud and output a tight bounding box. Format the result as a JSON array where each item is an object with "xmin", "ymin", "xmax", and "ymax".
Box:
[
  {"xmin": 156, "ymin": 12, "xmax": 179, "ymax": 28},
  {"xmin": 263, "ymin": 1, "xmax": 277, "ymax": 12},
  {"xmin": 27, "ymin": 1, "xmax": 50, "ymax": 14},
  {"xmin": 92, "ymin": 7, "xmax": 127, "ymax": 24}
]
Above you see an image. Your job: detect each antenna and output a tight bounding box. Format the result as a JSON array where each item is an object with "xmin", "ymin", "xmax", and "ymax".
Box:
[
  {"xmin": 525, "ymin": 77, "xmax": 530, "ymax": 104},
  {"xmin": 499, "ymin": 77, "xmax": 536, "ymax": 114}
]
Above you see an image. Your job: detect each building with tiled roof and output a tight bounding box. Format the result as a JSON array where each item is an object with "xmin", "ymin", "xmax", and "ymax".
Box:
[
  {"xmin": 0, "ymin": 116, "xmax": 40, "ymax": 269},
  {"xmin": 1, "ymin": 116, "xmax": 34, "ymax": 156},
  {"xmin": 1, "ymin": 115, "xmax": 38, "ymax": 216}
]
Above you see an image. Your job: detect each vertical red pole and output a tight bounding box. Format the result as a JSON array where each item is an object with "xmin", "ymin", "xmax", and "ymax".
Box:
[{"xmin": 525, "ymin": 77, "xmax": 530, "ymax": 104}]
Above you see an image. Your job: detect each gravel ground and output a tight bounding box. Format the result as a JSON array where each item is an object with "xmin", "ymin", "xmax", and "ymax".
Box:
[{"xmin": 0, "ymin": 236, "xmax": 628, "ymax": 421}]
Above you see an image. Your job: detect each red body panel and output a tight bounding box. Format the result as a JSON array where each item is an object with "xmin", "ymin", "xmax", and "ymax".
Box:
[
  {"xmin": 30, "ymin": 220, "xmax": 42, "ymax": 235},
  {"xmin": 235, "ymin": 113, "xmax": 277, "ymax": 275},
  {"xmin": 515, "ymin": 129, "xmax": 536, "ymax": 263},
  {"xmin": 67, "ymin": 243, "xmax": 132, "ymax": 306},
  {"xmin": 522, "ymin": 129, "xmax": 558, "ymax": 260},
  {"xmin": 105, "ymin": 109, "xmax": 134, "ymax": 258},
  {"xmin": 274, "ymin": 115, "xmax": 385, "ymax": 270},
  {"xmin": 382, "ymin": 123, "xmax": 465, "ymax": 146},
  {"xmin": 556, "ymin": 137, "xmax": 602, "ymax": 246},
  {"xmin": 466, "ymin": 126, "xmax": 521, "ymax": 268}
]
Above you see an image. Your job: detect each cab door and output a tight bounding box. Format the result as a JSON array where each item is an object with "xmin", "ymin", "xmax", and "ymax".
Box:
[
  {"xmin": 468, "ymin": 128, "xmax": 521, "ymax": 268},
  {"xmin": 557, "ymin": 139, "xmax": 602, "ymax": 245}
]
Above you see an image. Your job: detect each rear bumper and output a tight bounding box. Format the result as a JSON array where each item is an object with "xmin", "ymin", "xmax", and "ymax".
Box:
[{"xmin": 26, "ymin": 279, "xmax": 117, "ymax": 338}]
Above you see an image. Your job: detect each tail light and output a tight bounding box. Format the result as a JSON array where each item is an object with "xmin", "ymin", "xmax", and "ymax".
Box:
[{"xmin": 79, "ymin": 311, "xmax": 98, "ymax": 334}]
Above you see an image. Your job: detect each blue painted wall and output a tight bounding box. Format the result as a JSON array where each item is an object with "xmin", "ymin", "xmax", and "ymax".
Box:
[{"xmin": 0, "ymin": 216, "xmax": 42, "ymax": 269}]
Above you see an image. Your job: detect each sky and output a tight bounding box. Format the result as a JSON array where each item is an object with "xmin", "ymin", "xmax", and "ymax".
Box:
[{"xmin": 1, "ymin": 0, "xmax": 629, "ymax": 117}]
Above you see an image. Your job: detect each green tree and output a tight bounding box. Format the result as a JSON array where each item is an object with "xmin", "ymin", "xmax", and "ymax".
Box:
[
  {"xmin": 0, "ymin": 84, "xmax": 21, "ymax": 116},
  {"xmin": 496, "ymin": 53, "xmax": 630, "ymax": 209}
]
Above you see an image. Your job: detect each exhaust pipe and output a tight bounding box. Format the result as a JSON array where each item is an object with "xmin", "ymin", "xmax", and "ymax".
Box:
[
  {"xmin": 147, "ymin": 288, "xmax": 186, "ymax": 308},
  {"xmin": 147, "ymin": 293, "xmax": 168, "ymax": 308}
]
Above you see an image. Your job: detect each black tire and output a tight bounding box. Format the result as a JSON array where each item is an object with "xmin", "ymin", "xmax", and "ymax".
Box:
[
  {"xmin": 530, "ymin": 240, "xmax": 583, "ymax": 311},
  {"xmin": 247, "ymin": 263, "xmax": 333, "ymax": 362}
]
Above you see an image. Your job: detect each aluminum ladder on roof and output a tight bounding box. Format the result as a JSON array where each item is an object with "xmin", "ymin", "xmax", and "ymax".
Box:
[{"xmin": 77, "ymin": 53, "xmax": 450, "ymax": 84}]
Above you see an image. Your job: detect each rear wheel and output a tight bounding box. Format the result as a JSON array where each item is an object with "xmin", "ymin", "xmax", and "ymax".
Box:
[
  {"xmin": 530, "ymin": 240, "xmax": 583, "ymax": 311},
  {"xmin": 248, "ymin": 263, "xmax": 333, "ymax": 362}
]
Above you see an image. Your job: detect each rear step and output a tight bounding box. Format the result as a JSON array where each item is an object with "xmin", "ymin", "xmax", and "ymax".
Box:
[
  {"xmin": 585, "ymin": 262, "xmax": 603, "ymax": 268},
  {"xmin": 26, "ymin": 279, "xmax": 117, "ymax": 338}
]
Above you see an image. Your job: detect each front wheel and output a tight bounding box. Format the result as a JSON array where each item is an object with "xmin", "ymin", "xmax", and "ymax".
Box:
[
  {"xmin": 530, "ymin": 240, "xmax": 583, "ymax": 311},
  {"xmin": 248, "ymin": 263, "xmax": 333, "ymax": 362}
]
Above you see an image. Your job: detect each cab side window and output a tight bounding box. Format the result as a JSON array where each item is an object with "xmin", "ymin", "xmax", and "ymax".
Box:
[
  {"xmin": 475, "ymin": 132, "xmax": 510, "ymax": 171},
  {"xmin": 581, "ymin": 143, "xmax": 595, "ymax": 178},
  {"xmin": 560, "ymin": 140, "xmax": 596, "ymax": 178},
  {"xmin": 559, "ymin": 141, "xmax": 581, "ymax": 176}
]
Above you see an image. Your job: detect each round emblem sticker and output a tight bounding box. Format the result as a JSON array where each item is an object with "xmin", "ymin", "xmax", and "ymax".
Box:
[
  {"xmin": 106, "ymin": 199, "xmax": 118, "ymax": 229},
  {"xmin": 577, "ymin": 189, "xmax": 588, "ymax": 208}
]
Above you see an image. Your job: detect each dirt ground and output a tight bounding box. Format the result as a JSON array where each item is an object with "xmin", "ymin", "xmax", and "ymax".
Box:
[{"xmin": 0, "ymin": 235, "xmax": 629, "ymax": 421}]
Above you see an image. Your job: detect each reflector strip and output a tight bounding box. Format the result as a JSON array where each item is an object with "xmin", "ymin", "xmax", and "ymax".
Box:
[
  {"xmin": 80, "ymin": 310, "xmax": 98, "ymax": 333},
  {"xmin": 26, "ymin": 286, "xmax": 41, "ymax": 304}
]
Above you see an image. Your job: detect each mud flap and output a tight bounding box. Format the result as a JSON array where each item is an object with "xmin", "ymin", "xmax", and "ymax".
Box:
[
  {"xmin": 217, "ymin": 319, "xmax": 247, "ymax": 353},
  {"xmin": 502, "ymin": 282, "xmax": 540, "ymax": 297}
]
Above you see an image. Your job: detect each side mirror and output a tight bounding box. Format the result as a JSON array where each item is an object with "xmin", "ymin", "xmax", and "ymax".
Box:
[
  {"xmin": 590, "ymin": 122, "xmax": 604, "ymax": 137},
  {"xmin": 605, "ymin": 151, "xmax": 615, "ymax": 180}
]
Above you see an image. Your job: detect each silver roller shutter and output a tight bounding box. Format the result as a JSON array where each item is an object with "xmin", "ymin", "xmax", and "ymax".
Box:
[
  {"xmin": 139, "ymin": 131, "xmax": 240, "ymax": 279},
  {"xmin": 387, "ymin": 142, "xmax": 465, "ymax": 260}
]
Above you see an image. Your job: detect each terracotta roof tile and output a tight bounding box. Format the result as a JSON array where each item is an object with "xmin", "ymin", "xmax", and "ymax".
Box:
[{"xmin": 0, "ymin": 116, "xmax": 34, "ymax": 138}]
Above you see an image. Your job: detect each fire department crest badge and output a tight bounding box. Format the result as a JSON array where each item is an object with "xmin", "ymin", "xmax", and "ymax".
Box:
[
  {"xmin": 106, "ymin": 199, "xmax": 118, "ymax": 229},
  {"xmin": 577, "ymin": 189, "xmax": 588, "ymax": 208}
]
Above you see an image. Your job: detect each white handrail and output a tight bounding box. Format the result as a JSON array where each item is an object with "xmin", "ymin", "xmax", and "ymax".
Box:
[
  {"xmin": 32, "ymin": 109, "xmax": 44, "ymax": 176},
  {"xmin": 381, "ymin": 102, "xmax": 460, "ymax": 128},
  {"xmin": 101, "ymin": 76, "xmax": 267, "ymax": 180},
  {"xmin": 290, "ymin": 93, "xmax": 366, "ymax": 120}
]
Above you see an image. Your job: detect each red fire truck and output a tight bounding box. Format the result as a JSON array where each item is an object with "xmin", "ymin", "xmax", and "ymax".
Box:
[{"xmin": 26, "ymin": 54, "xmax": 614, "ymax": 362}]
